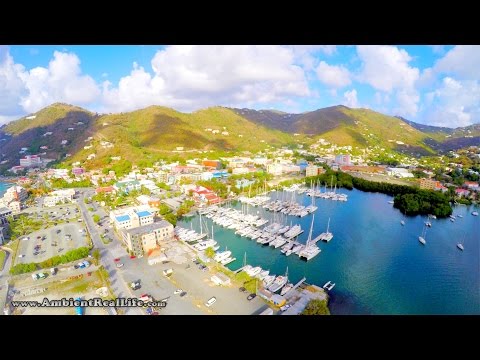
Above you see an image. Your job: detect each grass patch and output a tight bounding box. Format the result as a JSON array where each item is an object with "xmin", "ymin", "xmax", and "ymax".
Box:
[{"xmin": 0, "ymin": 250, "xmax": 6, "ymax": 271}]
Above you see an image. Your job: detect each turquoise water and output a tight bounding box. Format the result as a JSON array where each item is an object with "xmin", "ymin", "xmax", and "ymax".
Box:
[
  {"xmin": 0, "ymin": 181, "xmax": 12, "ymax": 197},
  {"xmin": 179, "ymin": 189, "xmax": 480, "ymax": 315}
]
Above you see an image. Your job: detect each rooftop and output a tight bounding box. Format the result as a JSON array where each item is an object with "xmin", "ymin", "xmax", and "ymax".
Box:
[
  {"xmin": 136, "ymin": 210, "xmax": 152, "ymax": 218},
  {"xmin": 115, "ymin": 215, "xmax": 130, "ymax": 222},
  {"xmin": 125, "ymin": 221, "xmax": 173, "ymax": 236}
]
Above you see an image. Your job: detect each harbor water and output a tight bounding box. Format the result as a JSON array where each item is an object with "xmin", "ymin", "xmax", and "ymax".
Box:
[{"xmin": 179, "ymin": 188, "xmax": 480, "ymax": 315}]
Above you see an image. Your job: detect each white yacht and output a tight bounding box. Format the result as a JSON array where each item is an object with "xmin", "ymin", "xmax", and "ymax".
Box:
[
  {"xmin": 472, "ymin": 211, "xmax": 478, "ymax": 216},
  {"xmin": 323, "ymin": 281, "xmax": 336, "ymax": 291},
  {"xmin": 246, "ymin": 266, "xmax": 262, "ymax": 277},
  {"xmin": 214, "ymin": 250, "xmax": 232, "ymax": 262},
  {"xmin": 220, "ymin": 257, "xmax": 236, "ymax": 265},
  {"xmin": 263, "ymin": 275, "xmax": 276, "ymax": 288},
  {"xmin": 456, "ymin": 243, "xmax": 464, "ymax": 251},
  {"xmin": 268, "ymin": 275, "xmax": 288, "ymax": 293},
  {"xmin": 299, "ymin": 245, "xmax": 321, "ymax": 260},
  {"xmin": 320, "ymin": 217, "xmax": 333, "ymax": 242},
  {"xmin": 284, "ymin": 224, "xmax": 304, "ymax": 239},
  {"xmin": 257, "ymin": 269, "xmax": 269, "ymax": 280}
]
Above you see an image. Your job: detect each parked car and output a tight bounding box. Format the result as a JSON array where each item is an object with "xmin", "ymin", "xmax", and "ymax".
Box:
[
  {"xmin": 239, "ymin": 287, "xmax": 247, "ymax": 293},
  {"xmin": 116, "ymin": 263, "xmax": 124, "ymax": 268},
  {"xmin": 247, "ymin": 293, "xmax": 257, "ymax": 301},
  {"xmin": 179, "ymin": 291, "xmax": 187, "ymax": 297},
  {"xmin": 205, "ymin": 297, "xmax": 217, "ymax": 307},
  {"xmin": 130, "ymin": 281, "xmax": 141, "ymax": 290}
]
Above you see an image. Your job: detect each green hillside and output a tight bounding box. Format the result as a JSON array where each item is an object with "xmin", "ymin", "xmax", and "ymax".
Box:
[
  {"xmin": 65, "ymin": 106, "xmax": 304, "ymax": 169},
  {"xmin": 3, "ymin": 103, "xmax": 92, "ymax": 136}
]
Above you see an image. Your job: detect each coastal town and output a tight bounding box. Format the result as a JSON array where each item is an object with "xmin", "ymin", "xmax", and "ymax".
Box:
[{"xmin": 0, "ymin": 137, "xmax": 478, "ymax": 315}]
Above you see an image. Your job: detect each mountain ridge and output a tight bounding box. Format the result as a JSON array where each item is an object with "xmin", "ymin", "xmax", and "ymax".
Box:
[{"xmin": 0, "ymin": 103, "xmax": 478, "ymax": 173}]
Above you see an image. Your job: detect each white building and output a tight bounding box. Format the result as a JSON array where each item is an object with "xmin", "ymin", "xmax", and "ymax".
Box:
[
  {"xmin": 19, "ymin": 155, "xmax": 42, "ymax": 168},
  {"xmin": 386, "ymin": 167, "xmax": 414, "ymax": 178},
  {"xmin": 305, "ymin": 165, "xmax": 319, "ymax": 177},
  {"xmin": 232, "ymin": 167, "xmax": 250, "ymax": 175},
  {"xmin": 43, "ymin": 189, "xmax": 76, "ymax": 207},
  {"xmin": 3, "ymin": 186, "xmax": 28, "ymax": 202},
  {"xmin": 266, "ymin": 163, "xmax": 283, "ymax": 176},
  {"xmin": 110, "ymin": 206, "xmax": 156, "ymax": 230},
  {"xmin": 120, "ymin": 220, "xmax": 174, "ymax": 256}
]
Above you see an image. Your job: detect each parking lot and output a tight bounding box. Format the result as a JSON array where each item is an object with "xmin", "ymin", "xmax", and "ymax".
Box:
[
  {"xmin": 15, "ymin": 223, "xmax": 89, "ymax": 265},
  {"xmin": 22, "ymin": 203, "xmax": 81, "ymax": 223},
  {"xmin": 117, "ymin": 253, "xmax": 268, "ymax": 315}
]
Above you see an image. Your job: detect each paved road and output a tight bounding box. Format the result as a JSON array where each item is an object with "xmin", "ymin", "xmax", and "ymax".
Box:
[
  {"xmin": 77, "ymin": 189, "xmax": 143, "ymax": 315},
  {"xmin": 0, "ymin": 247, "xmax": 13, "ymax": 314}
]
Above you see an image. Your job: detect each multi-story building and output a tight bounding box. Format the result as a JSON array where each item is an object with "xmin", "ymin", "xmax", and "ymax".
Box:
[
  {"xmin": 19, "ymin": 154, "xmax": 42, "ymax": 168},
  {"xmin": 43, "ymin": 189, "xmax": 76, "ymax": 207},
  {"xmin": 7, "ymin": 201, "xmax": 21, "ymax": 214},
  {"xmin": 120, "ymin": 220, "xmax": 174, "ymax": 256},
  {"xmin": 335, "ymin": 154, "xmax": 351, "ymax": 166},
  {"xmin": 113, "ymin": 180, "xmax": 142, "ymax": 193},
  {"xmin": 110, "ymin": 206, "xmax": 155, "ymax": 230},
  {"xmin": 419, "ymin": 178, "xmax": 440, "ymax": 190},
  {"xmin": 3, "ymin": 186, "xmax": 28, "ymax": 203},
  {"xmin": 0, "ymin": 207, "xmax": 12, "ymax": 225},
  {"xmin": 266, "ymin": 163, "xmax": 283, "ymax": 176},
  {"xmin": 305, "ymin": 165, "xmax": 319, "ymax": 177}
]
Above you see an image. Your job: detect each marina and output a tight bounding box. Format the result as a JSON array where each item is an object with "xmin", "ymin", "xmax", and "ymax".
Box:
[{"xmin": 179, "ymin": 188, "xmax": 480, "ymax": 315}]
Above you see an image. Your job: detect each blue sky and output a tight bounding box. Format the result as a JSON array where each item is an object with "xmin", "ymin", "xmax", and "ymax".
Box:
[{"xmin": 1, "ymin": 45, "xmax": 479, "ymax": 128}]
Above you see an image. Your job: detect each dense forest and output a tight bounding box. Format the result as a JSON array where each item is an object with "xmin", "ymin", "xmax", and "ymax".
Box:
[{"xmin": 305, "ymin": 170, "xmax": 452, "ymax": 217}]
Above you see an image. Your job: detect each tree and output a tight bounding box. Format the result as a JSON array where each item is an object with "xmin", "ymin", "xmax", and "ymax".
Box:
[
  {"xmin": 164, "ymin": 212, "xmax": 177, "ymax": 226},
  {"xmin": 301, "ymin": 299, "xmax": 330, "ymax": 315},
  {"xmin": 205, "ymin": 247, "xmax": 215, "ymax": 259},
  {"xmin": 93, "ymin": 214, "xmax": 101, "ymax": 223},
  {"xmin": 92, "ymin": 248, "xmax": 101, "ymax": 265}
]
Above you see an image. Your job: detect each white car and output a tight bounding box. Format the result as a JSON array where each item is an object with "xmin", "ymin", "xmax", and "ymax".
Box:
[
  {"xmin": 116, "ymin": 263, "xmax": 124, "ymax": 268},
  {"xmin": 18, "ymin": 254, "xmax": 25, "ymax": 258},
  {"xmin": 174, "ymin": 289, "xmax": 183, "ymax": 295},
  {"xmin": 205, "ymin": 297, "xmax": 217, "ymax": 307}
]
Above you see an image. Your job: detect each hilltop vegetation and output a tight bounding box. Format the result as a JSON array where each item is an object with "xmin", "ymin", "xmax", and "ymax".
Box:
[{"xmin": 0, "ymin": 103, "xmax": 478, "ymax": 174}]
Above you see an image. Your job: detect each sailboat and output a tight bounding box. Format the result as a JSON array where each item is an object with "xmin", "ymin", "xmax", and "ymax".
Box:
[
  {"xmin": 320, "ymin": 217, "xmax": 333, "ymax": 242},
  {"xmin": 418, "ymin": 225, "xmax": 427, "ymax": 245},
  {"xmin": 457, "ymin": 233, "xmax": 465, "ymax": 251},
  {"xmin": 400, "ymin": 210, "xmax": 405, "ymax": 226}
]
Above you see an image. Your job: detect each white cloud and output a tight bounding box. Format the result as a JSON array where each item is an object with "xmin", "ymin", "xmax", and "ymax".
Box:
[
  {"xmin": 315, "ymin": 61, "xmax": 351, "ymax": 88},
  {"xmin": 357, "ymin": 45, "xmax": 419, "ymax": 92},
  {"xmin": 356, "ymin": 45, "xmax": 420, "ymax": 117},
  {"xmin": 434, "ymin": 45, "xmax": 480, "ymax": 79},
  {"xmin": 0, "ymin": 46, "xmax": 27, "ymax": 120},
  {"xmin": 423, "ymin": 77, "xmax": 480, "ymax": 127},
  {"xmin": 19, "ymin": 51, "xmax": 100, "ymax": 113},
  {"xmin": 343, "ymin": 89, "xmax": 359, "ymax": 108},
  {"xmin": 102, "ymin": 45, "xmax": 310, "ymax": 112}
]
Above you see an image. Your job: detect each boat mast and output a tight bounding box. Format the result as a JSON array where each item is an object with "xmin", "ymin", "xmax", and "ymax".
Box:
[
  {"xmin": 326, "ymin": 217, "xmax": 330, "ymax": 233},
  {"xmin": 307, "ymin": 214, "xmax": 315, "ymax": 246}
]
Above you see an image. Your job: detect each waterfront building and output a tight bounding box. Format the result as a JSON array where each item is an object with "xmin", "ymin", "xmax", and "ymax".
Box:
[
  {"xmin": 43, "ymin": 189, "xmax": 76, "ymax": 207},
  {"xmin": 419, "ymin": 178, "xmax": 440, "ymax": 190},
  {"xmin": 305, "ymin": 165, "xmax": 319, "ymax": 177},
  {"xmin": 120, "ymin": 220, "xmax": 174, "ymax": 256},
  {"xmin": 110, "ymin": 206, "xmax": 155, "ymax": 230}
]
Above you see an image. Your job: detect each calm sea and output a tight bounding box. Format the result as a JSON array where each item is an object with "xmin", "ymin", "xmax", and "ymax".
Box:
[
  {"xmin": 179, "ymin": 188, "xmax": 480, "ymax": 315},
  {"xmin": 0, "ymin": 181, "xmax": 12, "ymax": 197}
]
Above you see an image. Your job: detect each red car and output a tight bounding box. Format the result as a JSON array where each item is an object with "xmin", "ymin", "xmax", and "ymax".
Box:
[
  {"xmin": 130, "ymin": 255, "xmax": 136, "ymax": 259},
  {"xmin": 114, "ymin": 258, "xmax": 120, "ymax": 262}
]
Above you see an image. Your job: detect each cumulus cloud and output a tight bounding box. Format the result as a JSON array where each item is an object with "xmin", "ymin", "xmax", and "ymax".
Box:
[
  {"xmin": 315, "ymin": 61, "xmax": 351, "ymax": 88},
  {"xmin": 356, "ymin": 45, "xmax": 420, "ymax": 117},
  {"xmin": 343, "ymin": 89, "xmax": 359, "ymax": 108},
  {"xmin": 357, "ymin": 45, "xmax": 419, "ymax": 92},
  {"xmin": 423, "ymin": 77, "xmax": 480, "ymax": 127},
  {"xmin": 433, "ymin": 45, "xmax": 480, "ymax": 79},
  {"xmin": 102, "ymin": 45, "xmax": 310, "ymax": 112},
  {"xmin": 19, "ymin": 51, "xmax": 100, "ymax": 113},
  {"xmin": 0, "ymin": 46, "xmax": 27, "ymax": 119}
]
